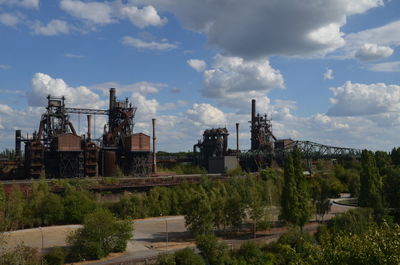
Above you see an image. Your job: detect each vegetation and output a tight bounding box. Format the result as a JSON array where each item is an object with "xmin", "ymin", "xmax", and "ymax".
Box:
[{"xmin": 67, "ymin": 208, "xmax": 133, "ymax": 261}]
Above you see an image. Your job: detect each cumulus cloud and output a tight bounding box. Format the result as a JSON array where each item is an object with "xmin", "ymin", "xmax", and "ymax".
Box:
[
  {"xmin": 114, "ymin": 3, "xmax": 167, "ymax": 28},
  {"xmin": 32, "ymin": 19, "xmax": 69, "ymax": 36},
  {"xmin": 354, "ymin": 43, "xmax": 393, "ymax": 61},
  {"xmin": 138, "ymin": 0, "xmax": 383, "ymax": 58},
  {"xmin": 0, "ymin": 0, "xmax": 39, "ymax": 8},
  {"xmin": 28, "ymin": 72, "xmax": 104, "ymax": 109},
  {"xmin": 328, "ymin": 81, "xmax": 400, "ymax": 116},
  {"xmin": 323, "ymin": 69, "xmax": 334, "ymax": 80},
  {"xmin": 0, "ymin": 13, "xmax": 19, "ymax": 26},
  {"xmin": 60, "ymin": 0, "xmax": 166, "ymax": 29},
  {"xmin": 122, "ymin": 36, "xmax": 177, "ymax": 50},
  {"xmin": 60, "ymin": 0, "xmax": 114, "ymax": 24},
  {"xmin": 186, "ymin": 103, "xmax": 226, "ymax": 127},
  {"xmin": 91, "ymin": 81, "xmax": 166, "ymax": 95},
  {"xmin": 187, "ymin": 59, "xmax": 207, "ymax": 72},
  {"xmin": 130, "ymin": 92, "xmax": 159, "ymax": 120},
  {"xmin": 367, "ymin": 61, "xmax": 400, "ymax": 72},
  {"xmin": 200, "ymin": 54, "xmax": 284, "ymax": 111}
]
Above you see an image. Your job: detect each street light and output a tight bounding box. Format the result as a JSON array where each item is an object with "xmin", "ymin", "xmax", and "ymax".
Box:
[
  {"xmin": 165, "ymin": 216, "xmax": 168, "ymax": 251},
  {"xmin": 39, "ymin": 226, "xmax": 44, "ymax": 265}
]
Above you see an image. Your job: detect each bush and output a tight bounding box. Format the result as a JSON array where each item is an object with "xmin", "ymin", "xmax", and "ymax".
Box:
[
  {"xmin": 44, "ymin": 247, "xmax": 65, "ymax": 265},
  {"xmin": 174, "ymin": 248, "xmax": 205, "ymax": 265},
  {"xmin": 67, "ymin": 208, "xmax": 133, "ymax": 261}
]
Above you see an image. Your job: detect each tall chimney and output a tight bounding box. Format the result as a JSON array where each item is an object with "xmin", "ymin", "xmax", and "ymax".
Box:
[
  {"xmin": 87, "ymin": 115, "xmax": 92, "ymax": 141},
  {"xmin": 152, "ymin": 118, "xmax": 157, "ymax": 174},
  {"xmin": 109, "ymin": 88, "xmax": 116, "ymax": 110},
  {"xmin": 251, "ymin": 99, "xmax": 256, "ymax": 150},
  {"xmin": 236, "ymin": 123, "xmax": 239, "ymax": 158},
  {"xmin": 15, "ymin": 130, "xmax": 21, "ymax": 161}
]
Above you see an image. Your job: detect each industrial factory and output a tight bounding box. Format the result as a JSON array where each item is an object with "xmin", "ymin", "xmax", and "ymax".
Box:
[{"xmin": 1, "ymin": 88, "xmax": 362, "ymax": 180}]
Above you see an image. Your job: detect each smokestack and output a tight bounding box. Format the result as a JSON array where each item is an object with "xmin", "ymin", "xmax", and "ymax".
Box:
[
  {"xmin": 87, "ymin": 115, "xmax": 92, "ymax": 141},
  {"xmin": 236, "ymin": 123, "xmax": 239, "ymax": 157},
  {"xmin": 109, "ymin": 88, "xmax": 116, "ymax": 110},
  {"xmin": 15, "ymin": 130, "xmax": 21, "ymax": 161},
  {"xmin": 152, "ymin": 118, "xmax": 157, "ymax": 174},
  {"xmin": 251, "ymin": 99, "xmax": 256, "ymax": 150}
]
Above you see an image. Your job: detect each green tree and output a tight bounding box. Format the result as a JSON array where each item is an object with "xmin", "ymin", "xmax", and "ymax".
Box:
[
  {"xmin": 359, "ymin": 150, "xmax": 384, "ymax": 220},
  {"xmin": 44, "ymin": 247, "xmax": 65, "ymax": 265},
  {"xmin": 4, "ymin": 184, "xmax": 25, "ymax": 230},
  {"xmin": 184, "ymin": 194, "xmax": 214, "ymax": 236},
  {"xmin": 63, "ymin": 186, "xmax": 97, "ymax": 224},
  {"xmin": 174, "ymin": 248, "xmax": 205, "ymax": 265},
  {"xmin": 281, "ymin": 148, "xmax": 312, "ymax": 229},
  {"xmin": 195, "ymin": 234, "xmax": 232, "ymax": 265},
  {"xmin": 155, "ymin": 253, "xmax": 176, "ymax": 265},
  {"xmin": 67, "ymin": 208, "xmax": 133, "ymax": 261}
]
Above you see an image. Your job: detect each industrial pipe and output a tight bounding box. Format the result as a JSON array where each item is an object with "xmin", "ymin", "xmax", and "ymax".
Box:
[{"xmin": 152, "ymin": 118, "xmax": 157, "ymax": 174}]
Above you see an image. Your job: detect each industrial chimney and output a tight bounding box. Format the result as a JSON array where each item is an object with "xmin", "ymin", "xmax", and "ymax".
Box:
[
  {"xmin": 87, "ymin": 115, "xmax": 92, "ymax": 141},
  {"xmin": 152, "ymin": 118, "xmax": 157, "ymax": 174}
]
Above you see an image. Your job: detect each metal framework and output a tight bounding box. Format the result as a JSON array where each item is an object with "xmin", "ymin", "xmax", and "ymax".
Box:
[{"xmin": 278, "ymin": 140, "xmax": 362, "ymax": 159}]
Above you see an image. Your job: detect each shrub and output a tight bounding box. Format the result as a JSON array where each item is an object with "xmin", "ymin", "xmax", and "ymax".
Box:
[{"xmin": 44, "ymin": 247, "xmax": 65, "ymax": 265}]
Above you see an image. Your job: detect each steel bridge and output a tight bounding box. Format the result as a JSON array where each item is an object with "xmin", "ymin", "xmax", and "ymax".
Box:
[{"xmin": 276, "ymin": 140, "xmax": 362, "ymax": 159}]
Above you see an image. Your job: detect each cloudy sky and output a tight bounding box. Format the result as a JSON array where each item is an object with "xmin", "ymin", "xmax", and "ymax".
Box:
[{"xmin": 0, "ymin": 0, "xmax": 400, "ymax": 152}]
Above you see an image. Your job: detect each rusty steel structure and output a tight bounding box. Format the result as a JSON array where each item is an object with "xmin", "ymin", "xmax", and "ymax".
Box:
[{"xmin": 18, "ymin": 88, "xmax": 151, "ymax": 179}]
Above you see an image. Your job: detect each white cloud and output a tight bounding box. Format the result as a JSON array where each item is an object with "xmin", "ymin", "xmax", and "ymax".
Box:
[
  {"xmin": 328, "ymin": 81, "xmax": 400, "ymax": 116},
  {"xmin": 32, "ymin": 19, "xmax": 69, "ymax": 36},
  {"xmin": 60, "ymin": 0, "xmax": 166, "ymax": 29},
  {"xmin": 346, "ymin": 20, "xmax": 400, "ymax": 48},
  {"xmin": 187, "ymin": 59, "xmax": 207, "ymax": 72},
  {"xmin": 354, "ymin": 43, "xmax": 393, "ymax": 61},
  {"xmin": 60, "ymin": 0, "xmax": 114, "ymax": 24},
  {"xmin": 121, "ymin": 36, "xmax": 177, "ymax": 50},
  {"xmin": 28, "ymin": 72, "xmax": 104, "ymax": 109},
  {"xmin": 114, "ymin": 3, "xmax": 167, "ymax": 28},
  {"xmin": 323, "ymin": 69, "xmax": 334, "ymax": 80},
  {"xmin": 367, "ymin": 61, "xmax": 400, "ymax": 72},
  {"xmin": 0, "ymin": 64, "xmax": 10, "ymax": 70},
  {"xmin": 91, "ymin": 81, "xmax": 166, "ymax": 95},
  {"xmin": 139, "ymin": 0, "xmax": 383, "ymax": 58},
  {"xmin": 64, "ymin": 53, "xmax": 84, "ymax": 58},
  {"xmin": 131, "ymin": 92, "xmax": 159, "ymax": 120},
  {"xmin": 186, "ymin": 103, "xmax": 226, "ymax": 127},
  {"xmin": 0, "ymin": 13, "xmax": 19, "ymax": 26},
  {"xmin": 0, "ymin": 0, "xmax": 39, "ymax": 8},
  {"xmin": 201, "ymin": 54, "xmax": 284, "ymax": 111}
]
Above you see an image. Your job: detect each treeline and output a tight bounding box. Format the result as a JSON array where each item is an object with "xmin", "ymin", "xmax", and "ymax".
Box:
[
  {"xmin": 154, "ymin": 208, "xmax": 400, "ymax": 265},
  {"xmin": 107, "ymin": 172, "xmax": 282, "ymax": 235}
]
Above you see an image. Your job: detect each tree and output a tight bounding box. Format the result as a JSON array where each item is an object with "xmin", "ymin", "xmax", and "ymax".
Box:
[
  {"xmin": 4, "ymin": 184, "xmax": 25, "ymax": 230},
  {"xmin": 310, "ymin": 178, "xmax": 332, "ymax": 222},
  {"xmin": 184, "ymin": 194, "xmax": 214, "ymax": 236},
  {"xmin": 280, "ymin": 153, "xmax": 298, "ymax": 225},
  {"xmin": 359, "ymin": 150, "xmax": 384, "ymax": 220},
  {"xmin": 174, "ymin": 248, "xmax": 205, "ymax": 265},
  {"xmin": 281, "ymin": 148, "xmax": 312, "ymax": 229},
  {"xmin": 67, "ymin": 208, "xmax": 133, "ymax": 261},
  {"xmin": 195, "ymin": 234, "xmax": 231, "ymax": 265},
  {"xmin": 63, "ymin": 186, "xmax": 97, "ymax": 224}
]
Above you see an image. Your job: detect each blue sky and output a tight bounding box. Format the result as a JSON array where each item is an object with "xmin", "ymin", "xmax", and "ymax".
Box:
[{"xmin": 0, "ymin": 0, "xmax": 400, "ymax": 152}]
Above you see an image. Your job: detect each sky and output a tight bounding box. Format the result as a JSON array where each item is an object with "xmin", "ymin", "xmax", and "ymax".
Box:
[{"xmin": 0, "ymin": 0, "xmax": 400, "ymax": 152}]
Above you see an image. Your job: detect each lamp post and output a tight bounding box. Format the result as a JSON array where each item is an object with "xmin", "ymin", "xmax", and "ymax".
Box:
[
  {"xmin": 165, "ymin": 216, "xmax": 168, "ymax": 251},
  {"xmin": 39, "ymin": 226, "xmax": 44, "ymax": 265}
]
